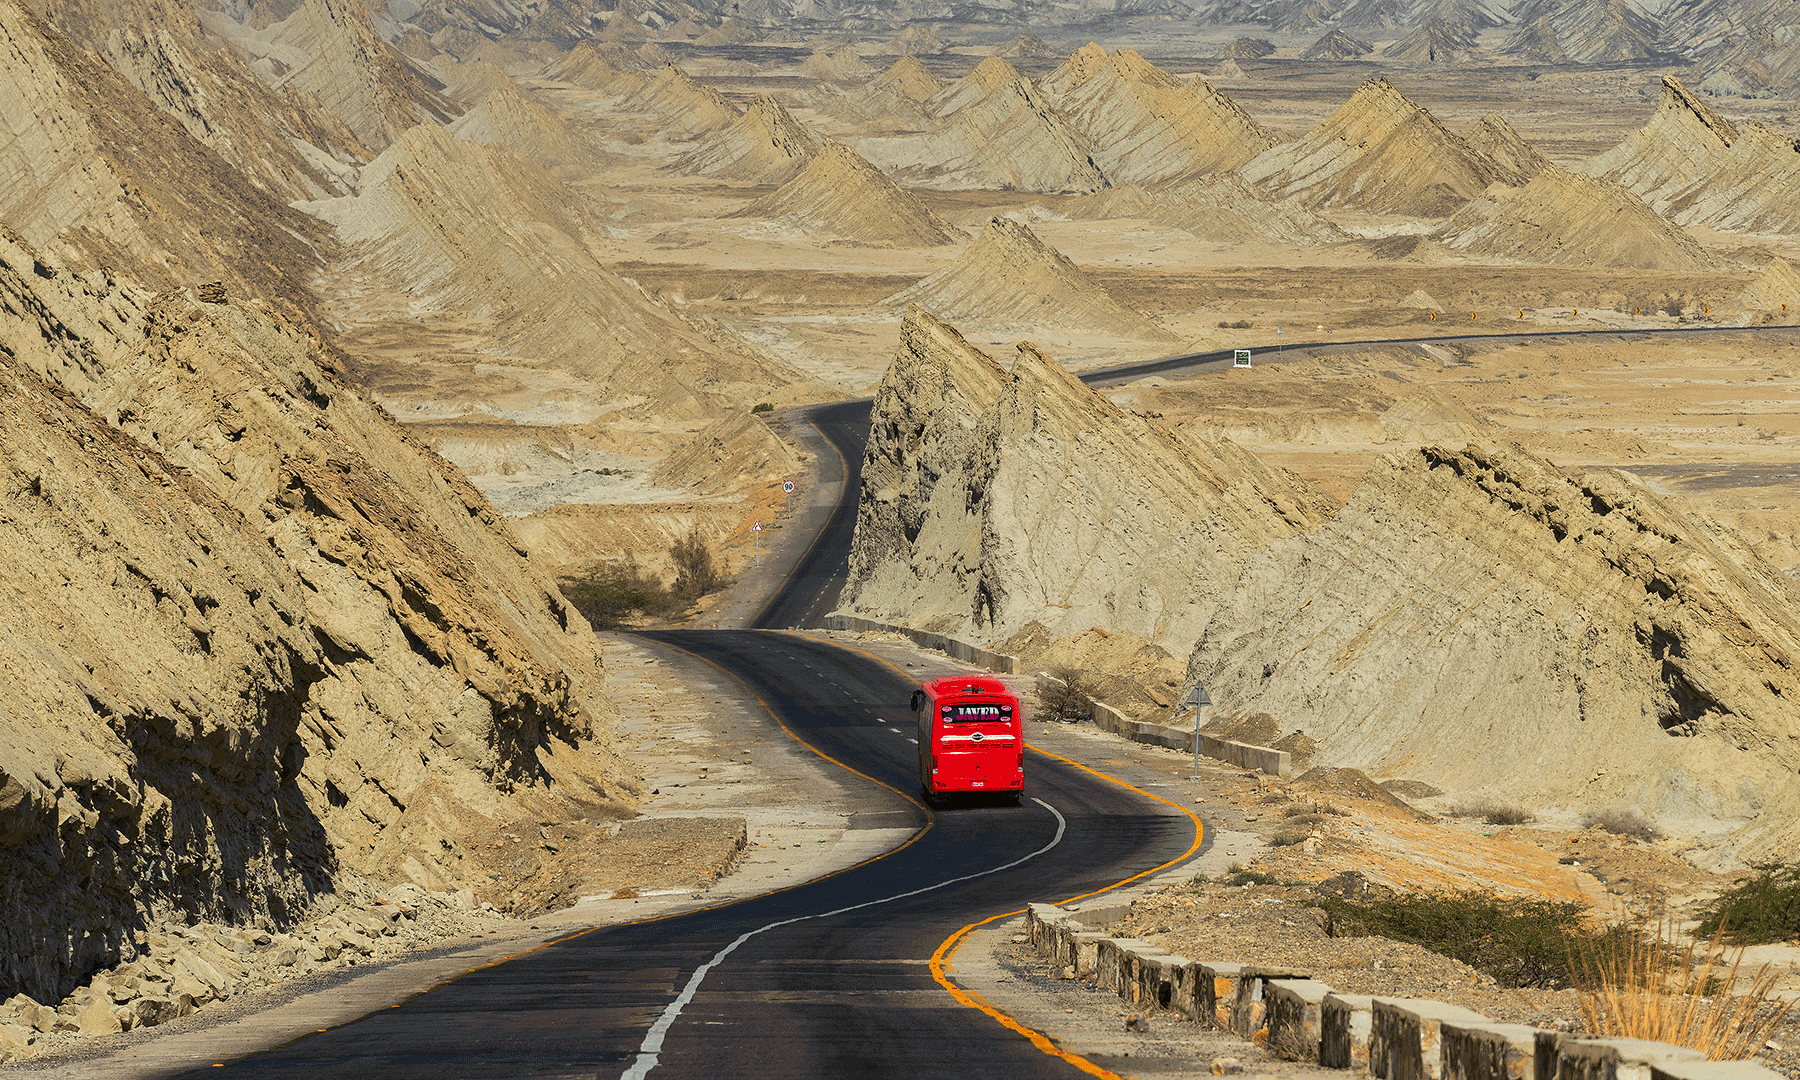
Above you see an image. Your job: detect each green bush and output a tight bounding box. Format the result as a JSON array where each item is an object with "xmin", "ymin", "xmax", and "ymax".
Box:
[
  {"xmin": 1455, "ymin": 803, "xmax": 1537, "ymax": 826},
  {"xmin": 1313, "ymin": 890, "xmax": 1621, "ymax": 988},
  {"xmin": 1035, "ymin": 667, "xmax": 1098, "ymax": 722},
  {"xmin": 750, "ymin": 402, "xmax": 774, "ymax": 414},
  {"xmin": 559, "ymin": 560, "xmax": 674, "ymax": 629},
  {"xmin": 1696, "ymin": 864, "xmax": 1800, "ymax": 945},
  {"xmin": 1225, "ymin": 864, "xmax": 1281, "ymax": 887}
]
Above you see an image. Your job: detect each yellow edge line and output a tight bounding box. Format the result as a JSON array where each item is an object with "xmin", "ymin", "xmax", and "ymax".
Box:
[{"xmin": 782, "ymin": 629, "xmax": 1208, "ymax": 1079}]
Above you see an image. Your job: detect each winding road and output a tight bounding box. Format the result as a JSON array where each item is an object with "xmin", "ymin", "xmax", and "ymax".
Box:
[{"xmin": 178, "ymin": 322, "xmax": 1797, "ymax": 1078}]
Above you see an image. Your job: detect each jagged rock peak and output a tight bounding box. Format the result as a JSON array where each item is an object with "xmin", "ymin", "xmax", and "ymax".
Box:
[
  {"xmin": 883, "ymin": 216, "xmax": 1169, "ymax": 339},
  {"xmin": 737, "ymin": 138, "xmax": 962, "ymax": 247},
  {"xmin": 873, "ymin": 55, "xmax": 942, "ymax": 100},
  {"xmin": 670, "ymin": 94, "xmax": 819, "ymax": 183},
  {"xmin": 1465, "ymin": 113, "xmax": 1551, "ymax": 185},
  {"xmin": 1186, "ymin": 442, "xmax": 1800, "ymax": 863},
  {"xmin": 1303, "ymin": 28, "xmax": 1375, "ymax": 59},
  {"xmin": 1436, "ymin": 162, "xmax": 1717, "ymax": 271},
  {"xmin": 1043, "ymin": 41, "xmax": 1112, "ymax": 95},
  {"xmin": 1239, "ymin": 76, "xmax": 1502, "ymax": 215},
  {"xmin": 625, "ymin": 63, "xmax": 740, "ymax": 136}
]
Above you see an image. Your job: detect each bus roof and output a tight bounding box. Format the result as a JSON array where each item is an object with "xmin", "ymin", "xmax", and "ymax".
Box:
[{"xmin": 921, "ymin": 674, "xmax": 1014, "ymax": 699}]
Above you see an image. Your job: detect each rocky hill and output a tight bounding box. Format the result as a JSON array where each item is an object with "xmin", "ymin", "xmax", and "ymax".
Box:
[
  {"xmin": 214, "ymin": 0, "xmax": 460, "ymax": 151},
  {"xmin": 1435, "ymin": 164, "xmax": 1717, "ymax": 271},
  {"xmin": 826, "ymin": 55, "xmax": 941, "ymax": 130},
  {"xmin": 0, "ymin": 235, "xmax": 627, "ymax": 1004},
  {"xmin": 670, "ymin": 93, "xmax": 819, "ymax": 183},
  {"xmin": 1040, "ymin": 46, "xmax": 1280, "ymax": 187},
  {"xmin": 447, "ymin": 80, "xmax": 590, "ymax": 175},
  {"xmin": 1583, "ymin": 76, "xmax": 1800, "ymax": 236},
  {"xmin": 884, "ymin": 217, "xmax": 1169, "ymax": 339},
  {"xmin": 1068, "ymin": 173, "xmax": 1347, "ymax": 247},
  {"xmin": 860, "ymin": 55, "xmax": 1108, "ymax": 195},
  {"xmin": 623, "ymin": 62, "xmax": 739, "ymax": 137},
  {"xmin": 840, "ymin": 307, "xmax": 1331, "ymax": 651},
  {"xmin": 300, "ymin": 123, "xmax": 792, "ymax": 422},
  {"xmin": 1303, "ymin": 28, "xmax": 1374, "ymax": 58},
  {"xmin": 1500, "ymin": 0, "xmax": 1666, "ymax": 64},
  {"xmin": 1727, "ymin": 257, "xmax": 1800, "ymax": 317},
  {"xmin": 0, "ymin": 0, "xmax": 333, "ymax": 319},
  {"xmin": 1238, "ymin": 77, "xmax": 1503, "ymax": 216},
  {"xmin": 544, "ymin": 40, "xmax": 653, "ymax": 93},
  {"xmin": 1185, "ymin": 444, "xmax": 1800, "ymax": 864},
  {"xmin": 1463, "ymin": 113, "xmax": 1551, "ymax": 186},
  {"xmin": 735, "ymin": 138, "xmax": 963, "ymax": 246}
]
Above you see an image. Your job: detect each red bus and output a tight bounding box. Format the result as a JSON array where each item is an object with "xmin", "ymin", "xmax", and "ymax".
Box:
[{"xmin": 910, "ymin": 675, "xmax": 1024, "ymax": 805}]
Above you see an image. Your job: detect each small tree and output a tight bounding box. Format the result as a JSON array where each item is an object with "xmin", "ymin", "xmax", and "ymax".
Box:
[
  {"xmin": 671, "ymin": 528, "xmax": 722, "ymax": 600},
  {"xmin": 1036, "ymin": 666, "xmax": 1098, "ymax": 722}
]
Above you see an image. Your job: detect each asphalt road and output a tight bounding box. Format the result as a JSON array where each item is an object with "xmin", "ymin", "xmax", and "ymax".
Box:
[{"xmin": 177, "ymin": 632, "xmax": 1196, "ymax": 1079}]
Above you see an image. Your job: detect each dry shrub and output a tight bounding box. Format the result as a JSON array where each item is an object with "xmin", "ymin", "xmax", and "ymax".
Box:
[
  {"xmin": 1573, "ymin": 915, "xmax": 1797, "ymax": 1059},
  {"xmin": 1581, "ymin": 807, "xmax": 1661, "ymax": 841},
  {"xmin": 1036, "ymin": 667, "xmax": 1098, "ymax": 722},
  {"xmin": 1271, "ymin": 831, "xmax": 1310, "ymax": 847},
  {"xmin": 1454, "ymin": 802, "xmax": 1536, "ymax": 826}
]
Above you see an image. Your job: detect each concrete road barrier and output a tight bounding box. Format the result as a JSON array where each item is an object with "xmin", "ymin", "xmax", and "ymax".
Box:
[
  {"xmin": 1371, "ymin": 998, "xmax": 1494, "ymax": 1080},
  {"xmin": 1323, "ymin": 993, "xmax": 1377, "ymax": 1072},
  {"xmin": 1442, "ymin": 1022, "xmax": 1539, "ymax": 1080},
  {"xmin": 1555, "ymin": 1038, "xmax": 1706, "ymax": 1080},
  {"xmin": 1267, "ymin": 979, "xmax": 1334, "ymax": 1061}
]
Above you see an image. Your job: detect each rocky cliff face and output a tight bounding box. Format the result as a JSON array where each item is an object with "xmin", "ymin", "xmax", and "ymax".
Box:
[
  {"xmin": 0, "ymin": 237, "xmax": 627, "ymax": 1003},
  {"xmin": 841, "ymin": 307, "xmax": 1331, "ymax": 651},
  {"xmin": 1186, "ymin": 444, "xmax": 1800, "ymax": 863}
]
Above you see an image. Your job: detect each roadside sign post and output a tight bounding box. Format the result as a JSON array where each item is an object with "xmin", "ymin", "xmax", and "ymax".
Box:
[
  {"xmin": 1232, "ymin": 349, "xmax": 1252, "ymax": 369},
  {"xmin": 752, "ymin": 521, "xmax": 762, "ymax": 570},
  {"xmin": 1184, "ymin": 683, "xmax": 1211, "ymax": 778}
]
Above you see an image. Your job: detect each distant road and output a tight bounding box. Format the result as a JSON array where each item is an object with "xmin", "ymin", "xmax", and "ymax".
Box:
[{"xmin": 752, "ymin": 322, "xmax": 1800, "ymax": 626}]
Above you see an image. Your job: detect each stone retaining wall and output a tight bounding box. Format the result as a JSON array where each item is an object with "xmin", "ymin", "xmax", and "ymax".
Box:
[{"xmin": 1023, "ymin": 903, "xmax": 1783, "ymax": 1080}]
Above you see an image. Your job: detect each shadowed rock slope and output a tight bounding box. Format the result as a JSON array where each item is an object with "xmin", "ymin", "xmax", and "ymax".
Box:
[
  {"xmin": 1464, "ymin": 113, "xmax": 1551, "ymax": 186},
  {"xmin": 1239, "ymin": 77, "xmax": 1504, "ymax": 216},
  {"xmin": 0, "ymin": 238, "xmax": 628, "ymax": 1003},
  {"xmin": 736, "ymin": 138, "xmax": 962, "ymax": 246},
  {"xmin": 1040, "ymin": 46, "xmax": 1279, "ymax": 186},
  {"xmin": 841, "ymin": 308, "xmax": 1331, "ymax": 650},
  {"xmin": 884, "ymin": 216, "xmax": 1169, "ymax": 339},
  {"xmin": 1435, "ymin": 164, "xmax": 1717, "ymax": 271},
  {"xmin": 861, "ymin": 55, "xmax": 1107, "ymax": 195},
  {"xmin": 1186, "ymin": 444, "xmax": 1800, "ymax": 864},
  {"xmin": 1583, "ymin": 76, "xmax": 1800, "ymax": 236}
]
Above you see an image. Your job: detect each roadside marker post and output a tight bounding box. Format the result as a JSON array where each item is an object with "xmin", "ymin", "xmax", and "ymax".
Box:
[
  {"xmin": 752, "ymin": 521, "xmax": 762, "ymax": 570},
  {"xmin": 1232, "ymin": 349, "xmax": 1252, "ymax": 369},
  {"xmin": 1184, "ymin": 683, "xmax": 1211, "ymax": 778}
]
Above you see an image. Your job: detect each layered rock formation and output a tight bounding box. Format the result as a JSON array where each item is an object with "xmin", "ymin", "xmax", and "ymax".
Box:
[
  {"xmin": 1727, "ymin": 257, "xmax": 1800, "ymax": 315},
  {"xmin": 1186, "ymin": 444, "xmax": 1800, "ymax": 862},
  {"xmin": 830, "ymin": 54, "xmax": 941, "ymax": 129},
  {"xmin": 736, "ymin": 138, "xmax": 963, "ymax": 246},
  {"xmin": 0, "ymin": 238, "xmax": 626, "ymax": 1003},
  {"xmin": 1583, "ymin": 77, "xmax": 1800, "ymax": 236},
  {"xmin": 1070, "ymin": 173, "xmax": 1347, "ymax": 246},
  {"xmin": 545, "ymin": 40, "xmax": 652, "ymax": 93},
  {"xmin": 0, "ymin": 0, "xmax": 331, "ymax": 316},
  {"xmin": 1238, "ymin": 77, "xmax": 1503, "ymax": 216},
  {"xmin": 840, "ymin": 308, "xmax": 1331, "ymax": 649},
  {"xmin": 1500, "ymin": 0, "xmax": 1665, "ymax": 64},
  {"xmin": 299, "ymin": 123, "xmax": 791, "ymax": 421},
  {"xmin": 1304, "ymin": 28, "xmax": 1374, "ymax": 58},
  {"xmin": 1041, "ymin": 46, "xmax": 1280, "ymax": 186},
  {"xmin": 648, "ymin": 409, "xmax": 802, "ymax": 496},
  {"xmin": 447, "ymin": 80, "xmax": 590, "ymax": 175},
  {"xmin": 863, "ymin": 55, "xmax": 1108, "ymax": 195},
  {"xmin": 1435, "ymin": 165, "xmax": 1716, "ymax": 271},
  {"xmin": 624, "ymin": 63, "xmax": 739, "ymax": 136},
  {"xmin": 884, "ymin": 217, "xmax": 1169, "ymax": 339},
  {"xmin": 1464, "ymin": 114, "xmax": 1551, "ymax": 186},
  {"xmin": 670, "ymin": 94, "xmax": 819, "ymax": 184},
  {"xmin": 219, "ymin": 0, "xmax": 459, "ymax": 151}
]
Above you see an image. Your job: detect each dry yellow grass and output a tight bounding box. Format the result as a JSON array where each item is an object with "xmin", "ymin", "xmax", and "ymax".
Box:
[{"xmin": 1574, "ymin": 916, "xmax": 1796, "ymax": 1059}]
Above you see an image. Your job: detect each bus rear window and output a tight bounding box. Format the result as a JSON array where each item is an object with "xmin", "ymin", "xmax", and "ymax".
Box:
[{"xmin": 940, "ymin": 704, "xmax": 1012, "ymax": 722}]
